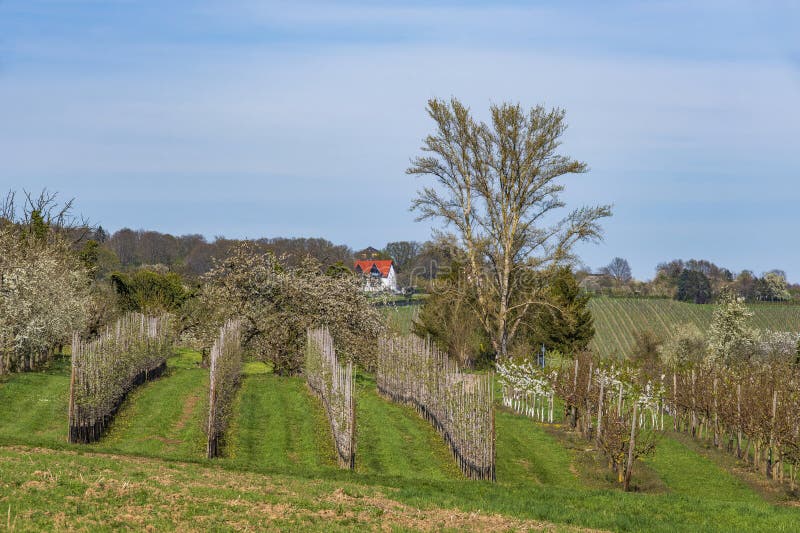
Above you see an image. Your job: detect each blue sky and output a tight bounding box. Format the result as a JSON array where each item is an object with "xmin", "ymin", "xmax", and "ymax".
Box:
[{"xmin": 1, "ymin": 1, "xmax": 798, "ymax": 280}]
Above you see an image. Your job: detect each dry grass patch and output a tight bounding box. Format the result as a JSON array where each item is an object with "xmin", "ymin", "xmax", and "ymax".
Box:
[
  {"xmin": 324, "ymin": 487, "xmax": 600, "ymax": 532},
  {"xmin": 1, "ymin": 445, "xmax": 595, "ymax": 532}
]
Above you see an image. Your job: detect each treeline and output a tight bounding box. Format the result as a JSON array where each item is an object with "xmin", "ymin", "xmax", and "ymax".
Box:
[
  {"xmin": 86, "ymin": 227, "xmax": 452, "ymax": 283},
  {"xmin": 582, "ymin": 257, "xmax": 798, "ymax": 303},
  {"xmin": 77, "ymin": 231, "xmax": 374, "ymax": 327},
  {"xmin": 89, "ymin": 228, "xmax": 355, "ymax": 278}
]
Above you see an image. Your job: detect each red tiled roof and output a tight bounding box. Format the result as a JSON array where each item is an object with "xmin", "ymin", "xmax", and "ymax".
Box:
[{"xmin": 354, "ymin": 259, "xmax": 393, "ymax": 278}]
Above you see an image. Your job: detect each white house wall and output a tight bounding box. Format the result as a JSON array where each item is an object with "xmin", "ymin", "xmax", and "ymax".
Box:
[{"xmin": 381, "ymin": 266, "xmax": 398, "ymax": 292}]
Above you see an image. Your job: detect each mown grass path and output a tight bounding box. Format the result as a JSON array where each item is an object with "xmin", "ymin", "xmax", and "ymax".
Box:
[
  {"xmin": 0, "ymin": 350, "xmax": 208, "ymax": 459},
  {"xmin": 223, "ymin": 370, "xmax": 463, "ymax": 480},
  {"xmin": 221, "ymin": 365, "xmax": 338, "ymax": 472},
  {"xmin": 354, "ymin": 374, "xmax": 461, "ymax": 480},
  {"xmin": 0, "ymin": 356, "xmax": 70, "ymax": 446},
  {"xmin": 645, "ymin": 434, "xmax": 763, "ymax": 503},
  {"xmin": 94, "ymin": 350, "xmax": 208, "ymax": 460},
  {"xmin": 495, "ymin": 409, "xmax": 580, "ymax": 487}
]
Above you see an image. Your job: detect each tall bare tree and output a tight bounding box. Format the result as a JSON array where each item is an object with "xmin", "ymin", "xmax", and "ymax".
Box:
[
  {"xmin": 408, "ymin": 98, "xmax": 611, "ymax": 358},
  {"xmin": 601, "ymin": 257, "xmax": 632, "ymax": 283}
]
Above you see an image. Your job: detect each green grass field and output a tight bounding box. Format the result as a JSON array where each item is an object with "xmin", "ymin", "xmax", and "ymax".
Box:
[
  {"xmin": 2, "ymin": 350, "xmax": 800, "ymax": 531},
  {"xmin": 354, "ymin": 374, "xmax": 461, "ymax": 480},
  {"xmin": 383, "ymin": 304, "xmax": 418, "ymax": 335},
  {"xmin": 495, "ymin": 411, "xmax": 579, "ymax": 488},
  {"xmin": 0, "ymin": 356, "xmax": 71, "ymax": 448},
  {"xmin": 644, "ymin": 436, "xmax": 762, "ymax": 503},
  {"xmin": 92, "ymin": 349, "xmax": 208, "ymax": 460},
  {"xmin": 221, "ymin": 367, "xmax": 339, "ymax": 472},
  {"xmin": 589, "ymin": 297, "xmax": 800, "ymax": 357}
]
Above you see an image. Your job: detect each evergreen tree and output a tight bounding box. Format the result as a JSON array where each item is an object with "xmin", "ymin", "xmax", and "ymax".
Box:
[
  {"xmin": 79, "ymin": 239, "xmax": 100, "ymax": 271},
  {"xmin": 325, "ymin": 261, "xmax": 352, "ymax": 278},
  {"xmin": 529, "ymin": 267, "xmax": 594, "ymax": 355},
  {"xmin": 675, "ymin": 269, "xmax": 712, "ymax": 304},
  {"xmin": 30, "ymin": 209, "xmax": 48, "ymax": 242}
]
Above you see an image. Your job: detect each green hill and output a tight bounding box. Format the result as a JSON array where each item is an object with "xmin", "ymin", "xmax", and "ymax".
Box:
[{"xmin": 589, "ymin": 297, "xmax": 800, "ymax": 357}]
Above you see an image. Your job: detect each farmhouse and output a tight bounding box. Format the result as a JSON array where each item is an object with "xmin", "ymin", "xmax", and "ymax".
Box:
[{"xmin": 354, "ymin": 258, "xmax": 398, "ymax": 292}]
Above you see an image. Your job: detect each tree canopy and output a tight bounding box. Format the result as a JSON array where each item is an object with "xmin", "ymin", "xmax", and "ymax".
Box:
[
  {"xmin": 196, "ymin": 242, "xmax": 384, "ymax": 375},
  {"xmin": 676, "ymin": 269, "xmax": 712, "ymax": 304},
  {"xmin": 601, "ymin": 257, "xmax": 632, "ymax": 283}
]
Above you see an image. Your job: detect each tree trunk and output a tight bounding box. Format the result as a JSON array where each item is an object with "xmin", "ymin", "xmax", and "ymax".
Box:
[
  {"xmin": 570, "ymin": 358, "xmax": 579, "ymax": 430},
  {"xmin": 585, "ymin": 361, "xmax": 593, "ymax": 438},
  {"xmin": 690, "ymin": 369, "xmax": 697, "ymax": 438},
  {"xmin": 672, "ymin": 372, "xmax": 678, "ymax": 431},
  {"xmin": 570, "ymin": 406, "xmax": 579, "ymax": 430},
  {"xmin": 713, "ymin": 376, "xmax": 719, "ymax": 448},
  {"xmin": 67, "ymin": 356, "xmax": 76, "ymax": 443},
  {"xmin": 624, "ymin": 399, "xmax": 639, "ymax": 492},
  {"xmin": 736, "ymin": 383, "xmax": 743, "ymax": 459},
  {"xmin": 767, "ymin": 390, "xmax": 777, "ymax": 480},
  {"xmin": 759, "ymin": 441, "xmax": 764, "ymax": 471},
  {"xmin": 596, "ymin": 378, "xmax": 604, "ymax": 440}
]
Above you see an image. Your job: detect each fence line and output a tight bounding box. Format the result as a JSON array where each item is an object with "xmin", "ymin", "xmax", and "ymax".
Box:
[
  {"xmin": 68, "ymin": 313, "xmax": 171, "ymax": 444},
  {"xmin": 206, "ymin": 319, "xmax": 243, "ymax": 458},
  {"xmin": 377, "ymin": 335, "xmax": 495, "ymax": 481},
  {"xmin": 305, "ymin": 327, "xmax": 355, "ymax": 469}
]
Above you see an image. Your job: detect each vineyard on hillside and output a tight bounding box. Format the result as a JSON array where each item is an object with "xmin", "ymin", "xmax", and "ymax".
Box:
[{"xmin": 589, "ymin": 297, "xmax": 800, "ymax": 358}]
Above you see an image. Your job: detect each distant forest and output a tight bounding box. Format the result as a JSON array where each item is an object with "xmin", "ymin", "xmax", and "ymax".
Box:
[{"xmin": 87, "ymin": 227, "xmax": 450, "ymax": 286}]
